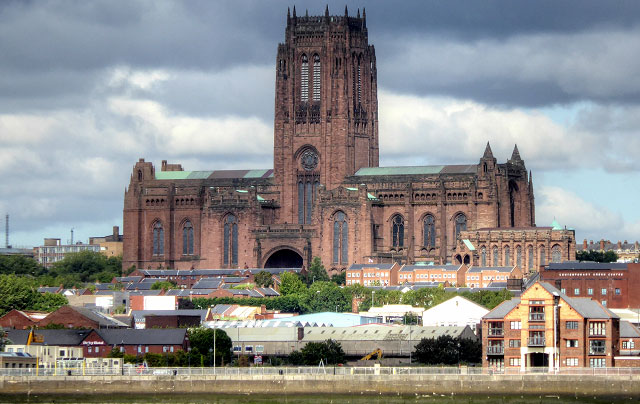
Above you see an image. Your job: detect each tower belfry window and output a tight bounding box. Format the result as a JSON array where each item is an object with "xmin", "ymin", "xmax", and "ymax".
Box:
[
  {"xmin": 357, "ymin": 58, "xmax": 361, "ymax": 104},
  {"xmin": 312, "ymin": 54, "xmax": 321, "ymax": 102},
  {"xmin": 301, "ymin": 54, "xmax": 309, "ymax": 101}
]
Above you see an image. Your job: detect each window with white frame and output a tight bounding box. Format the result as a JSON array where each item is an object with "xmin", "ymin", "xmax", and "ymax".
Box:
[
  {"xmin": 589, "ymin": 358, "xmax": 606, "ymax": 368},
  {"xmin": 509, "ymin": 358, "xmax": 521, "ymax": 366},
  {"xmin": 511, "ymin": 321, "xmax": 521, "ymax": 330},
  {"xmin": 566, "ymin": 358, "xmax": 579, "ymax": 367},
  {"xmin": 623, "ymin": 341, "xmax": 635, "ymax": 349}
]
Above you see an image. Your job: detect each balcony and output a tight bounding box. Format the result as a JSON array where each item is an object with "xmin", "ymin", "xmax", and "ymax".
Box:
[
  {"xmin": 488, "ymin": 328, "xmax": 504, "ymax": 337},
  {"xmin": 527, "ymin": 337, "xmax": 546, "ymax": 347},
  {"xmin": 486, "ymin": 345, "xmax": 504, "ymax": 355},
  {"xmin": 529, "ymin": 313, "xmax": 545, "ymax": 322}
]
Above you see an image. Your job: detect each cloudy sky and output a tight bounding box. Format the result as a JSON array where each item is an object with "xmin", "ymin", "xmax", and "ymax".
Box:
[{"xmin": 2, "ymin": 0, "xmax": 640, "ymax": 248}]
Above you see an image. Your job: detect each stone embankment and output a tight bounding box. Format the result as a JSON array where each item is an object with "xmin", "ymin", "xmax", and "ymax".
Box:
[{"xmin": 1, "ymin": 374, "xmax": 640, "ymax": 398}]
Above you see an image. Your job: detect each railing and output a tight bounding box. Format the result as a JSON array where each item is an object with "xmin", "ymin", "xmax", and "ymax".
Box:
[
  {"xmin": 528, "ymin": 337, "xmax": 546, "ymax": 347},
  {"xmin": 529, "ymin": 313, "xmax": 545, "ymax": 321},
  {"xmin": 589, "ymin": 346, "xmax": 606, "ymax": 355},
  {"xmin": 3, "ymin": 366, "xmax": 640, "ymax": 377},
  {"xmin": 486, "ymin": 346, "xmax": 504, "ymax": 355},
  {"xmin": 488, "ymin": 328, "xmax": 504, "ymax": 337}
]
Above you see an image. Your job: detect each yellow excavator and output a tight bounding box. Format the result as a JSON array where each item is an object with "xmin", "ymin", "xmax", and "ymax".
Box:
[{"xmin": 361, "ymin": 348, "xmax": 383, "ymax": 361}]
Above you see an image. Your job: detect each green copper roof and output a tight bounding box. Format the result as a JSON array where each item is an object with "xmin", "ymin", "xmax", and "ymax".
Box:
[
  {"xmin": 354, "ymin": 166, "xmax": 445, "ymax": 176},
  {"xmin": 155, "ymin": 171, "xmax": 192, "ymax": 180},
  {"xmin": 551, "ymin": 219, "xmax": 563, "ymax": 230},
  {"xmin": 463, "ymin": 239, "xmax": 476, "ymax": 251}
]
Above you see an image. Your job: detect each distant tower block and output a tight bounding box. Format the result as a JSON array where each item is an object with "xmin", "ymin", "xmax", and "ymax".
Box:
[{"xmin": 5, "ymin": 214, "xmax": 8, "ymax": 248}]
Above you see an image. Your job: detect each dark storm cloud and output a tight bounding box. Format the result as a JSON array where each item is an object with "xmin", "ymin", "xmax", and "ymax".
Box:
[{"xmin": 2, "ymin": 0, "xmax": 640, "ymax": 110}]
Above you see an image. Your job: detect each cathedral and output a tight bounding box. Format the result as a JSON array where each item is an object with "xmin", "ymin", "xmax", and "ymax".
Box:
[{"xmin": 123, "ymin": 7, "xmax": 572, "ymax": 274}]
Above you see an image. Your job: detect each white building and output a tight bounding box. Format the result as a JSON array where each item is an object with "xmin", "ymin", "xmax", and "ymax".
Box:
[
  {"xmin": 359, "ymin": 304, "xmax": 425, "ymax": 324},
  {"xmin": 421, "ymin": 296, "xmax": 489, "ymax": 333}
]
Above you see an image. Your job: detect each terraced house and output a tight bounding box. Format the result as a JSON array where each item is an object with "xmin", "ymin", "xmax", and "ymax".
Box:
[{"xmin": 482, "ymin": 281, "xmax": 620, "ymax": 371}]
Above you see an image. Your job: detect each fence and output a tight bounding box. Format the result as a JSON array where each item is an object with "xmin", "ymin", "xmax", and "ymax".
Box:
[{"xmin": 1, "ymin": 366, "xmax": 640, "ymax": 377}]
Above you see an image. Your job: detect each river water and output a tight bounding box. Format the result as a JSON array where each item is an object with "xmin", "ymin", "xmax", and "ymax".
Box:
[{"xmin": 0, "ymin": 394, "xmax": 629, "ymax": 404}]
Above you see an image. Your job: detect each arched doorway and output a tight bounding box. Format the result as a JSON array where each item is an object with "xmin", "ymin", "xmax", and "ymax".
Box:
[{"xmin": 264, "ymin": 248, "xmax": 303, "ymax": 268}]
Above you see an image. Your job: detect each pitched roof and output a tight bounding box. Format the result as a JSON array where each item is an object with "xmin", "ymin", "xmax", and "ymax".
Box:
[
  {"xmin": 621, "ymin": 321, "xmax": 640, "ymax": 338},
  {"xmin": 65, "ymin": 306, "xmax": 130, "ymax": 328},
  {"xmin": 468, "ymin": 266, "xmax": 515, "ymax": 273},
  {"xmin": 348, "ymin": 263, "xmax": 395, "ymax": 270},
  {"xmin": 483, "ymin": 299, "xmax": 521, "ymax": 319},
  {"xmin": 95, "ymin": 328, "xmax": 188, "ymax": 345},
  {"xmin": 536, "ymin": 282, "xmax": 618, "ymax": 319},
  {"xmin": 353, "ymin": 165, "xmax": 477, "ymax": 177},
  {"xmin": 6, "ymin": 329, "xmax": 92, "ymax": 346},
  {"xmin": 192, "ymin": 279, "xmax": 222, "ymax": 289},
  {"xmin": 546, "ymin": 262, "xmax": 627, "ymax": 271},
  {"xmin": 400, "ymin": 264, "xmax": 460, "ymax": 272},
  {"xmin": 131, "ymin": 310, "xmax": 209, "ymax": 322}
]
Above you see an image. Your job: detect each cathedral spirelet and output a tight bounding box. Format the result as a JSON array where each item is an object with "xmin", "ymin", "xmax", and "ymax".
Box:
[{"xmin": 123, "ymin": 6, "xmax": 572, "ymax": 275}]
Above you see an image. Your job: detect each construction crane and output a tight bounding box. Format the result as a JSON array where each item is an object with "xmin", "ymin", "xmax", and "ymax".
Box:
[{"xmin": 361, "ymin": 348, "xmax": 383, "ymax": 361}]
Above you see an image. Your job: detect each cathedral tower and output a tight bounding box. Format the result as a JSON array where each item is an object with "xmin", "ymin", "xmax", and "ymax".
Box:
[{"xmin": 273, "ymin": 7, "xmax": 379, "ymax": 224}]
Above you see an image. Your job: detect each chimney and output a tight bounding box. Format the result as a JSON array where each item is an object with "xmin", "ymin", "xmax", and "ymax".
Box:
[
  {"xmin": 600, "ymin": 239, "xmax": 605, "ymax": 251},
  {"xmin": 617, "ymin": 241, "xmax": 622, "ymax": 250},
  {"xmin": 555, "ymin": 279, "xmax": 562, "ymax": 291},
  {"xmin": 583, "ymin": 239, "xmax": 587, "ymax": 249},
  {"xmin": 113, "ymin": 226, "xmax": 119, "ymax": 239}
]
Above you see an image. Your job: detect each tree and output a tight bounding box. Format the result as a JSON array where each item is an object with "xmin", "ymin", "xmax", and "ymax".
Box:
[
  {"xmin": 306, "ymin": 257, "xmax": 329, "ymax": 285},
  {"xmin": 32, "ymin": 293, "xmax": 68, "ymax": 312},
  {"xmin": 151, "ymin": 280, "xmax": 176, "ymax": 291},
  {"xmin": 279, "ymin": 271, "xmax": 307, "ymax": 296},
  {"xmin": 254, "ymin": 271, "xmax": 274, "ymax": 288},
  {"xmin": 0, "ymin": 274, "xmax": 41, "ymax": 316},
  {"xmin": 576, "ymin": 250, "xmax": 618, "ymax": 263},
  {"xmin": 330, "ymin": 272, "xmax": 346, "ymax": 286},
  {"xmin": 0, "ymin": 328, "xmax": 8, "ymax": 351},
  {"xmin": 0, "ymin": 255, "xmax": 45, "ymax": 276},
  {"xmin": 413, "ymin": 336, "xmax": 481, "ymax": 365},
  {"xmin": 188, "ymin": 327, "xmax": 232, "ymax": 366},
  {"xmin": 302, "ymin": 281, "xmax": 350, "ymax": 313},
  {"xmin": 300, "ymin": 339, "xmax": 345, "ymax": 365}
]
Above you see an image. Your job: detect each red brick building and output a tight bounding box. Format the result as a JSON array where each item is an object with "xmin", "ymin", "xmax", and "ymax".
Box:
[
  {"xmin": 539, "ymin": 262, "xmax": 640, "ymax": 309},
  {"xmin": 123, "ymin": 8, "xmax": 536, "ymax": 275},
  {"xmin": 38, "ymin": 306, "xmax": 127, "ymax": 329},
  {"xmin": 0, "ymin": 310, "xmax": 48, "ymax": 330},
  {"xmin": 482, "ymin": 281, "xmax": 620, "ymax": 370}
]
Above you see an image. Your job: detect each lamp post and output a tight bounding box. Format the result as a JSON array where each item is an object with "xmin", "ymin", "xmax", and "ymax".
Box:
[
  {"xmin": 371, "ymin": 290, "xmax": 375, "ymax": 308},
  {"xmin": 213, "ymin": 326, "xmax": 216, "ymax": 373},
  {"xmin": 209, "ymin": 348, "xmax": 213, "ymax": 367}
]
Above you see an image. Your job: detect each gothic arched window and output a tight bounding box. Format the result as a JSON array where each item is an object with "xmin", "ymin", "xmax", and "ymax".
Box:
[
  {"xmin": 223, "ymin": 214, "xmax": 238, "ymax": 267},
  {"xmin": 481, "ymin": 247, "xmax": 487, "ymax": 267},
  {"xmin": 391, "ymin": 215, "xmax": 404, "ymax": 248},
  {"xmin": 504, "ymin": 246, "xmax": 511, "ymax": 266},
  {"xmin": 333, "ymin": 211, "xmax": 348, "ymax": 264},
  {"xmin": 423, "ymin": 215, "xmax": 436, "ymax": 249},
  {"xmin": 516, "ymin": 246, "xmax": 522, "ymax": 268},
  {"xmin": 528, "ymin": 246, "xmax": 534, "ymax": 271},
  {"xmin": 454, "ymin": 213, "xmax": 467, "ymax": 240},
  {"xmin": 551, "ymin": 244, "xmax": 562, "ymax": 263},
  {"xmin": 539, "ymin": 246, "xmax": 546, "ymax": 266},
  {"xmin": 301, "ymin": 54, "xmax": 309, "ymax": 101},
  {"xmin": 493, "ymin": 246, "xmax": 499, "ymax": 267},
  {"xmin": 312, "ymin": 54, "xmax": 321, "ymax": 102},
  {"xmin": 152, "ymin": 221, "xmax": 164, "ymax": 256},
  {"xmin": 182, "ymin": 220, "xmax": 194, "ymax": 255}
]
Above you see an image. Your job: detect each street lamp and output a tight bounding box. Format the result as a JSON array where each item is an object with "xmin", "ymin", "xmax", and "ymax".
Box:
[
  {"xmin": 209, "ymin": 348, "xmax": 213, "ymax": 367},
  {"xmin": 371, "ymin": 290, "xmax": 375, "ymax": 308},
  {"xmin": 213, "ymin": 326, "xmax": 216, "ymax": 372}
]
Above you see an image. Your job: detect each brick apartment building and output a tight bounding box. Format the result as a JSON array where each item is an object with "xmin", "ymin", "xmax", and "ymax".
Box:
[
  {"xmin": 123, "ymin": 7, "xmax": 538, "ymax": 275},
  {"xmin": 345, "ymin": 263, "xmax": 399, "ymax": 286},
  {"xmin": 482, "ymin": 281, "xmax": 620, "ymax": 370},
  {"xmin": 398, "ymin": 264, "xmax": 467, "ymax": 286},
  {"xmin": 466, "ymin": 266, "xmax": 522, "ymax": 288},
  {"xmin": 539, "ymin": 262, "xmax": 640, "ymax": 309}
]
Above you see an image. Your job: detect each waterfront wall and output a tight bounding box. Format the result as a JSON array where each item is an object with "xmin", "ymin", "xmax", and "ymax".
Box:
[{"xmin": 1, "ymin": 374, "xmax": 640, "ymax": 397}]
